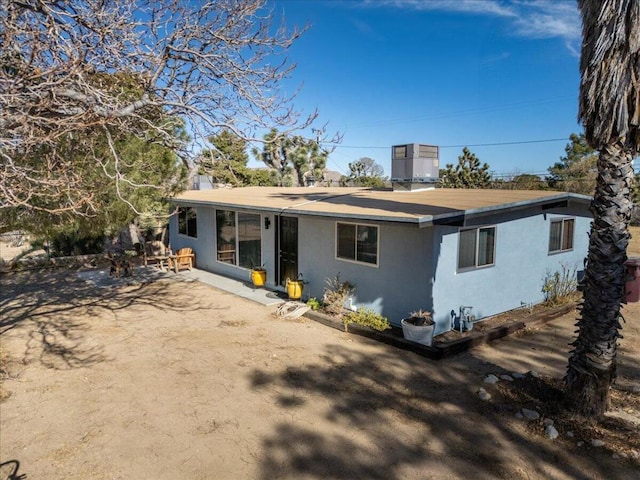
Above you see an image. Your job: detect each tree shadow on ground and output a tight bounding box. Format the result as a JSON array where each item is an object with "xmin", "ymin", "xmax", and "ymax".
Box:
[
  {"xmin": 0, "ymin": 460, "xmax": 26, "ymax": 480},
  {"xmin": 0, "ymin": 268, "xmax": 212, "ymax": 370},
  {"xmin": 249, "ymin": 333, "xmax": 639, "ymax": 479}
]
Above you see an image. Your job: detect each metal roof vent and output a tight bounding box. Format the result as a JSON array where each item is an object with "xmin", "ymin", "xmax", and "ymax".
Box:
[{"xmin": 391, "ymin": 144, "xmax": 439, "ymax": 191}]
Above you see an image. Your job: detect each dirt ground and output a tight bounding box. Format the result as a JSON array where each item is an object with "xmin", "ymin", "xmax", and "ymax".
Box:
[{"xmin": 1, "ymin": 232, "xmax": 640, "ymax": 479}]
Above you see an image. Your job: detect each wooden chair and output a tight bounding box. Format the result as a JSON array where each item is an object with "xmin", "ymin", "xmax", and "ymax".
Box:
[
  {"xmin": 217, "ymin": 243, "xmax": 235, "ymax": 264},
  {"xmin": 171, "ymin": 247, "xmax": 195, "ymax": 273}
]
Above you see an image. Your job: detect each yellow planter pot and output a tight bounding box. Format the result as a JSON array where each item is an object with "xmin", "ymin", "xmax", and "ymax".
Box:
[
  {"xmin": 251, "ymin": 269, "xmax": 266, "ymax": 287},
  {"xmin": 286, "ymin": 279, "xmax": 304, "ymax": 300}
]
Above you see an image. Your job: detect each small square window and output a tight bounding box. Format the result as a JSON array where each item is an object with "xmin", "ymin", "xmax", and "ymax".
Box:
[
  {"xmin": 457, "ymin": 226, "xmax": 496, "ymax": 270},
  {"xmin": 549, "ymin": 218, "xmax": 574, "ymax": 253},
  {"xmin": 336, "ymin": 222, "xmax": 378, "ymax": 266}
]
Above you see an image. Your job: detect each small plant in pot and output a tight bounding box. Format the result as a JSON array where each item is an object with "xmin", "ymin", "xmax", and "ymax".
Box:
[
  {"xmin": 250, "ymin": 264, "xmax": 267, "ymax": 287},
  {"xmin": 401, "ymin": 309, "xmax": 435, "ymax": 346},
  {"xmin": 286, "ymin": 273, "xmax": 305, "ymax": 300}
]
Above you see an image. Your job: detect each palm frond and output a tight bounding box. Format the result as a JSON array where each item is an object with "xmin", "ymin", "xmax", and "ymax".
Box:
[{"xmin": 578, "ymin": 0, "xmax": 640, "ymax": 151}]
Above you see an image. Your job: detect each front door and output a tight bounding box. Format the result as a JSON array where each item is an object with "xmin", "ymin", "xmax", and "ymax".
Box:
[{"xmin": 279, "ymin": 216, "xmax": 298, "ymax": 286}]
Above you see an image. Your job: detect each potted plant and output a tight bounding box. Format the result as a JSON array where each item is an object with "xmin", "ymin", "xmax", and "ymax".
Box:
[
  {"xmin": 250, "ymin": 265, "xmax": 267, "ymax": 287},
  {"xmin": 401, "ymin": 309, "xmax": 435, "ymax": 346},
  {"xmin": 286, "ymin": 273, "xmax": 305, "ymax": 300}
]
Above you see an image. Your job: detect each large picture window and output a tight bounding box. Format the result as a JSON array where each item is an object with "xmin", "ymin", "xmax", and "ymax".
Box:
[
  {"xmin": 336, "ymin": 222, "xmax": 378, "ymax": 266},
  {"xmin": 549, "ymin": 218, "xmax": 575, "ymax": 253},
  {"xmin": 458, "ymin": 226, "xmax": 496, "ymax": 270},
  {"xmin": 178, "ymin": 207, "xmax": 197, "ymax": 238},
  {"xmin": 216, "ymin": 210, "xmax": 261, "ymax": 268}
]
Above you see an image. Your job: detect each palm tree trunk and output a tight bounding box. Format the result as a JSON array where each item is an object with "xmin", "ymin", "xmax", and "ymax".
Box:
[{"xmin": 565, "ymin": 141, "xmax": 635, "ymax": 417}]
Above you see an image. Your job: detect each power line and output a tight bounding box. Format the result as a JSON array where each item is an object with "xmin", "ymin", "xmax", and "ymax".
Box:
[
  {"xmin": 441, "ymin": 138, "xmax": 568, "ymax": 149},
  {"xmin": 330, "ymin": 137, "xmax": 569, "ymax": 150}
]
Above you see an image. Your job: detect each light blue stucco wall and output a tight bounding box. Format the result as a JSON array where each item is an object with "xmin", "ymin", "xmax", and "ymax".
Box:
[
  {"xmin": 169, "ymin": 204, "xmax": 278, "ymax": 288},
  {"xmin": 430, "ymin": 202, "xmax": 591, "ymax": 335},
  {"xmin": 170, "ymin": 199, "xmax": 591, "ymax": 337},
  {"xmin": 297, "ymin": 217, "xmax": 433, "ymax": 323}
]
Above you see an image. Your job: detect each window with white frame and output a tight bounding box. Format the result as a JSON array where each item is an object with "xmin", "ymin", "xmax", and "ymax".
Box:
[
  {"xmin": 457, "ymin": 226, "xmax": 496, "ymax": 270},
  {"xmin": 336, "ymin": 222, "xmax": 378, "ymax": 266},
  {"xmin": 215, "ymin": 210, "xmax": 261, "ymax": 268},
  {"xmin": 178, "ymin": 207, "xmax": 197, "ymax": 238},
  {"xmin": 549, "ymin": 218, "xmax": 575, "ymax": 253}
]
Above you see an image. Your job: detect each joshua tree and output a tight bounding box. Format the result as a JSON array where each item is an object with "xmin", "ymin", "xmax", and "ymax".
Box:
[{"xmin": 565, "ymin": 0, "xmax": 640, "ymax": 417}]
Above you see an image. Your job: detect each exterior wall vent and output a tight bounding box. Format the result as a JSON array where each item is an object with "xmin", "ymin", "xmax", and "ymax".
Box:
[{"xmin": 391, "ymin": 143, "xmax": 439, "ymax": 191}]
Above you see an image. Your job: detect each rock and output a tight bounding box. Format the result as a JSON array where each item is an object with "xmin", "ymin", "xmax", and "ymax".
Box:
[
  {"xmin": 529, "ymin": 370, "xmax": 540, "ymax": 378},
  {"xmin": 630, "ymin": 450, "xmax": 639, "ymax": 460},
  {"xmin": 521, "ymin": 408, "xmax": 540, "ymax": 421},
  {"xmin": 631, "ymin": 385, "xmax": 640, "ymax": 394},
  {"xmin": 543, "ymin": 418, "xmax": 554, "ymax": 426},
  {"xmin": 500, "ymin": 374, "xmax": 514, "ymax": 382},
  {"xmin": 566, "ymin": 431, "xmax": 574, "ymax": 438},
  {"xmin": 512, "ymin": 372, "xmax": 525, "ymax": 379},
  {"xmin": 577, "ymin": 441, "xmax": 584, "ymax": 447},
  {"xmin": 591, "ymin": 439, "xmax": 605, "ymax": 447},
  {"xmin": 612, "ymin": 454, "xmax": 620, "ymax": 459},
  {"xmin": 478, "ymin": 388, "xmax": 492, "ymax": 401},
  {"xmin": 545, "ymin": 425, "xmax": 559, "ymax": 440},
  {"xmin": 515, "ymin": 412, "xmax": 524, "ymax": 419},
  {"xmin": 484, "ymin": 374, "xmax": 500, "ymax": 384}
]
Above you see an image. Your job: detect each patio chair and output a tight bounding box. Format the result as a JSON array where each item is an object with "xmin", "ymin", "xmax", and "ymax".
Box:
[
  {"xmin": 217, "ymin": 243, "xmax": 236, "ymax": 264},
  {"xmin": 172, "ymin": 247, "xmax": 195, "ymax": 272}
]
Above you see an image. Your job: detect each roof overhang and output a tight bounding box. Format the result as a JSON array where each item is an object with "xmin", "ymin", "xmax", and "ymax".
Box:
[{"xmin": 170, "ymin": 187, "xmax": 592, "ymax": 228}]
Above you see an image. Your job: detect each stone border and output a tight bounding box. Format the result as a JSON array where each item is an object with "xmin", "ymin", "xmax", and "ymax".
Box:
[{"xmin": 303, "ymin": 302, "xmax": 578, "ymax": 360}]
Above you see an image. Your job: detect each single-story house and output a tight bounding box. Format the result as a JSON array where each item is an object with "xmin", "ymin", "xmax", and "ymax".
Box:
[{"xmin": 168, "ymin": 185, "xmax": 592, "ymax": 336}]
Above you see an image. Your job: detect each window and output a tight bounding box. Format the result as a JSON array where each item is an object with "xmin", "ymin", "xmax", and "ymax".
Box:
[
  {"xmin": 237, "ymin": 212, "xmax": 261, "ymax": 268},
  {"xmin": 178, "ymin": 207, "xmax": 197, "ymax": 238},
  {"xmin": 549, "ymin": 218, "xmax": 575, "ymax": 253},
  {"xmin": 216, "ymin": 210, "xmax": 261, "ymax": 268},
  {"xmin": 336, "ymin": 222, "xmax": 378, "ymax": 266},
  {"xmin": 457, "ymin": 226, "xmax": 496, "ymax": 270}
]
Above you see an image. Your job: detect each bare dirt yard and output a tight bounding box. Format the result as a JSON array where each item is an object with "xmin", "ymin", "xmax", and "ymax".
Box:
[{"xmin": 1, "ymin": 230, "xmax": 640, "ymax": 480}]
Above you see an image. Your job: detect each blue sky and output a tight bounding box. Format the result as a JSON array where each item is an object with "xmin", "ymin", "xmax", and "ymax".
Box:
[{"xmin": 263, "ymin": 0, "xmax": 586, "ymax": 179}]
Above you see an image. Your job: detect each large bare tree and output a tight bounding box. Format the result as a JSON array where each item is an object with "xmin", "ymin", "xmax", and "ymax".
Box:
[
  {"xmin": 0, "ymin": 0, "xmax": 316, "ymax": 229},
  {"xmin": 566, "ymin": 0, "xmax": 639, "ymax": 417}
]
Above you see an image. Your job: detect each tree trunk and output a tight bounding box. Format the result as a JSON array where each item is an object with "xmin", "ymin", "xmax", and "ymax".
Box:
[{"xmin": 565, "ymin": 142, "xmax": 635, "ymax": 417}]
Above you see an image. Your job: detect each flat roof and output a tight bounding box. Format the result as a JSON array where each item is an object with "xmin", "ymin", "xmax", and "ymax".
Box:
[{"xmin": 172, "ymin": 187, "xmax": 591, "ymax": 226}]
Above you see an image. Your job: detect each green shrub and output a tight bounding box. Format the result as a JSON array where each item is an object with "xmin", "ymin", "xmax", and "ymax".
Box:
[
  {"xmin": 343, "ymin": 308, "xmax": 390, "ymax": 333},
  {"xmin": 306, "ymin": 297, "xmax": 321, "ymax": 311},
  {"xmin": 50, "ymin": 231, "xmax": 105, "ymax": 256},
  {"xmin": 542, "ymin": 263, "xmax": 578, "ymax": 305}
]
